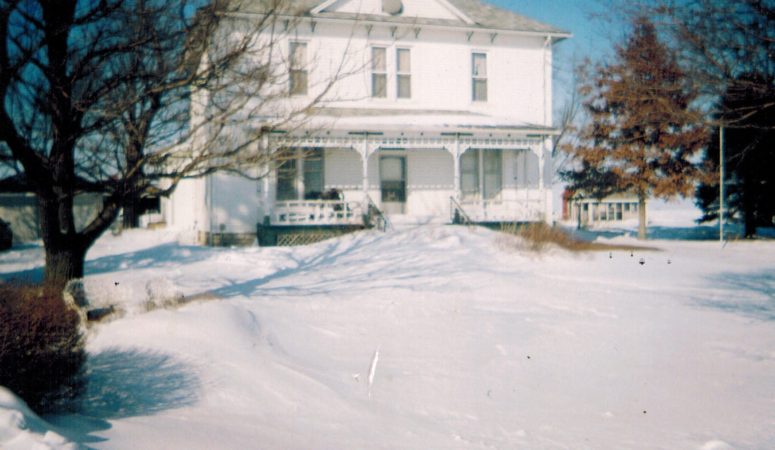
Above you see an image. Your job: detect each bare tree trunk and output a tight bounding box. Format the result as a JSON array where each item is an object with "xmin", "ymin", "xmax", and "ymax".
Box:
[
  {"xmin": 638, "ymin": 194, "xmax": 647, "ymax": 240},
  {"xmin": 38, "ymin": 195, "xmax": 86, "ymax": 287},
  {"xmin": 44, "ymin": 245, "xmax": 86, "ymax": 288},
  {"xmin": 122, "ymin": 193, "xmax": 140, "ymax": 229},
  {"xmin": 743, "ymin": 176, "xmax": 757, "ymax": 238}
]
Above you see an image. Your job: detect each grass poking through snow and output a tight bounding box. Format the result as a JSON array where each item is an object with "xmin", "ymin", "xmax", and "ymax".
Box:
[{"xmin": 498, "ymin": 223, "xmax": 659, "ymax": 253}]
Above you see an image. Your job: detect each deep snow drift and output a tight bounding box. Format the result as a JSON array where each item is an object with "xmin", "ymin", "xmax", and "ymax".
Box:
[{"xmin": 1, "ymin": 223, "xmax": 773, "ymax": 449}]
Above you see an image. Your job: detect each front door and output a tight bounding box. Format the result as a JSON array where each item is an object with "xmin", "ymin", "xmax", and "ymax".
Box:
[{"xmin": 380, "ymin": 155, "xmax": 406, "ymax": 214}]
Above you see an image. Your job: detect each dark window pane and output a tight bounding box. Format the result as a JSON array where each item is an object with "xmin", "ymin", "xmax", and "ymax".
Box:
[
  {"xmin": 277, "ymin": 158, "xmax": 297, "ymax": 201},
  {"xmin": 303, "ymin": 149, "xmax": 323, "ymax": 199}
]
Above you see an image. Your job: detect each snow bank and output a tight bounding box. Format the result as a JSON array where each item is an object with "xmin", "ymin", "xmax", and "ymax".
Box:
[
  {"xmin": 1, "ymin": 224, "xmax": 774, "ymax": 449},
  {"xmin": 0, "ymin": 387, "xmax": 75, "ymax": 450}
]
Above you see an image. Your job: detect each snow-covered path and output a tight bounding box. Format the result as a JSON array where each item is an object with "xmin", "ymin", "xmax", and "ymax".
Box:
[{"xmin": 1, "ymin": 225, "xmax": 774, "ymax": 449}]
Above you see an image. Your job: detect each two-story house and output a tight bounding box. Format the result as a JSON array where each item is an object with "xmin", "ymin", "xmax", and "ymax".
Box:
[{"xmin": 165, "ymin": 0, "xmax": 569, "ymax": 245}]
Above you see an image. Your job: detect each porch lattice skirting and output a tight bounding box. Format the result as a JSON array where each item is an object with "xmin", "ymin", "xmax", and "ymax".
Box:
[{"xmin": 276, "ymin": 230, "xmax": 349, "ymax": 246}]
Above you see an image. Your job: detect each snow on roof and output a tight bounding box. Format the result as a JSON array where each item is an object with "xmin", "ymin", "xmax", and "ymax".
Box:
[
  {"xmin": 299, "ymin": 107, "xmax": 557, "ymax": 136},
  {"xmin": 238, "ymin": 0, "xmax": 569, "ymax": 36}
]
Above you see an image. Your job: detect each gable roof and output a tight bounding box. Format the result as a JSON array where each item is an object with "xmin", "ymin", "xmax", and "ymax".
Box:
[{"xmin": 237, "ymin": 0, "xmax": 569, "ymax": 37}]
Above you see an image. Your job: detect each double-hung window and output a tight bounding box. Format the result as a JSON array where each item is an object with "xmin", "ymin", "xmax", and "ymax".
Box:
[
  {"xmin": 371, "ymin": 47, "xmax": 387, "ymax": 98},
  {"xmin": 396, "ymin": 48, "xmax": 411, "ymax": 99},
  {"xmin": 289, "ymin": 42, "xmax": 308, "ymax": 96},
  {"xmin": 472, "ymin": 52, "xmax": 488, "ymax": 102}
]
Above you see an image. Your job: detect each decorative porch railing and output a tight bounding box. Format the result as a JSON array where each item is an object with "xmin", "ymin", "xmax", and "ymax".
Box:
[
  {"xmin": 273, "ymin": 200, "xmax": 362, "ymax": 225},
  {"xmin": 459, "ymin": 197, "xmax": 545, "ymax": 223}
]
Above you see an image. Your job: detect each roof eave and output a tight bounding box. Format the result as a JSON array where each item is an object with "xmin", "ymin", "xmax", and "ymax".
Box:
[{"xmin": 223, "ymin": 11, "xmax": 571, "ymax": 40}]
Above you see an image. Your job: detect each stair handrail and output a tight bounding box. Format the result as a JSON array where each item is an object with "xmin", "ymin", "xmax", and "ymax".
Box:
[
  {"xmin": 364, "ymin": 195, "xmax": 390, "ymax": 231},
  {"xmin": 449, "ymin": 196, "xmax": 474, "ymax": 227}
]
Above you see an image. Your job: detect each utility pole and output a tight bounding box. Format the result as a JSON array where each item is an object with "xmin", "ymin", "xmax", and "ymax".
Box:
[{"xmin": 719, "ymin": 125, "xmax": 725, "ymax": 243}]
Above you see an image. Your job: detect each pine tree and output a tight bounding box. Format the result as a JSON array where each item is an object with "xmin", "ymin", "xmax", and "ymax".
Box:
[
  {"xmin": 696, "ymin": 73, "xmax": 775, "ymax": 237},
  {"xmin": 563, "ymin": 17, "xmax": 706, "ymax": 239}
]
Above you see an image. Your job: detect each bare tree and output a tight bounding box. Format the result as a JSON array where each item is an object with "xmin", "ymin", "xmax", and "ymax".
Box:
[
  {"xmin": 0, "ymin": 0, "xmax": 344, "ymax": 286},
  {"xmin": 608, "ymin": 0, "xmax": 775, "ymax": 129}
]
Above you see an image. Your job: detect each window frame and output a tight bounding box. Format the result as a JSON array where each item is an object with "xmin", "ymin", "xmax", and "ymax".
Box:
[
  {"xmin": 396, "ymin": 47, "xmax": 411, "ymax": 99},
  {"xmin": 471, "ymin": 52, "xmax": 488, "ymax": 102},
  {"xmin": 289, "ymin": 41, "xmax": 309, "ymax": 96},
  {"xmin": 460, "ymin": 149, "xmax": 502, "ymax": 201},
  {"xmin": 275, "ymin": 148, "xmax": 325, "ymax": 201},
  {"xmin": 371, "ymin": 46, "xmax": 388, "ymax": 99}
]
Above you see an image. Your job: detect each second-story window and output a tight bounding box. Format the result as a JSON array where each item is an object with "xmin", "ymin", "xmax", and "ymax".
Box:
[
  {"xmin": 396, "ymin": 48, "xmax": 411, "ymax": 99},
  {"xmin": 472, "ymin": 52, "xmax": 487, "ymax": 102},
  {"xmin": 289, "ymin": 42, "xmax": 308, "ymax": 96},
  {"xmin": 371, "ymin": 47, "xmax": 387, "ymax": 98}
]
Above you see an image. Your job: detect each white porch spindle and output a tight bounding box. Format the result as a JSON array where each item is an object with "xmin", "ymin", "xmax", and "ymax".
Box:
[{"xmin": 538, "ymin": 141, "xmax": 545, "ymax": 191}]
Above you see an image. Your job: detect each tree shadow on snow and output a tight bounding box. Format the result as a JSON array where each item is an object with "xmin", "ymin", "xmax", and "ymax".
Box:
[
  {"xmin": 44, "ymin": 348, "xmax": 200, "ymax": 447},
  {"xmin": 697, "ymin": 269, "xmax": 775, "ymax": 321},
  {"xmin": 78, "ymin": 347, "xmax": 200, "ymax": 418},
  {"xmin": 211, "ymin": 231, "xmax": 494, "ymax": 299},
  {"xmin": 567, "ymin": 225, "xmax": 727, "ymax": 241},
  {"xmin": 0, "ymin": 242, "xmax": 214, "ymax": 283}
]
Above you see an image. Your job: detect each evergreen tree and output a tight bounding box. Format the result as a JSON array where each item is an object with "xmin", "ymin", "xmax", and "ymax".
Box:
[
  {"xmin": 563, "ymin": 17, "xmax": 706, "ymax": 239},
  {"xmin": 696, "ymin": 73, "xmax": 775, "ymax": 237}
]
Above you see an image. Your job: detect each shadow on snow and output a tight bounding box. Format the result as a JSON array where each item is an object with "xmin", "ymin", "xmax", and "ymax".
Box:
[
  {"xmin": 697, "ymin": 269, "xmax": 775, "ymax": 321},
  {"xmin": 211, "ymin": 230, "xmax": 493, "ymax": 299},
  {"xmin": 0, "ymin": 242, "xmax": 215, "ymax": 283},
  {"xmin": 44, "ymin": 347, "xmax": 200, "ymax": 447},
  {"xmin": 78, "ymin": 347, "xmax": 200, "ymax": 419}
]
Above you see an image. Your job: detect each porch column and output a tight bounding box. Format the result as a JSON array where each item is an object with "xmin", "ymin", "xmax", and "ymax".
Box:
[
  {"xmin": 361, "ymin": 140, "xmax": 369, "ymax": 198},
  {"xmin": 453, "ymin": 137, "xmax": 461, "ymax": 200},
  {"xmin": 261, "ymin": 138, "xmax": 273, "ymax": 224},
  {"xmin": 538, "ymin": 140, "xmax": 545, "ymax": 191}
]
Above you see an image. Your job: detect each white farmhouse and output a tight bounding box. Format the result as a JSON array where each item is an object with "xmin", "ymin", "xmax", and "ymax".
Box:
[{"xmin": 166, "ymin": 0, "xmax": 569, "ymax": 245}]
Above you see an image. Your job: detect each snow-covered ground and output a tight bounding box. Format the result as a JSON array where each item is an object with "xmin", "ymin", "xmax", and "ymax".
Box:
[{"xmin": 1, "ymin": 219, "xmax": 774, "ymax": 449}]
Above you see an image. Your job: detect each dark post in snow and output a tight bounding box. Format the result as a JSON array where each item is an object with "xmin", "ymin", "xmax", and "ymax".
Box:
[{"xmin": 719, "ymin": 125, "xmax": 724, "ymax": 243}]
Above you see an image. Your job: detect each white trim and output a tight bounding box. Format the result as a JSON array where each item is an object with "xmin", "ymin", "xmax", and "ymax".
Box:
[
  {"xmin": 436, "ymin": 0, "xmax": 476, "ymax": 25},
  {"xmin": 310, "ymin": 0, "xmax": 339, "ymax": 15},
  {"xmin": 312, "ymin": 0, "xmax": 477, "ymax": 26},
  {"xmin": 222, "ymin": 12, "xmax": 572, "ymax": 41}
]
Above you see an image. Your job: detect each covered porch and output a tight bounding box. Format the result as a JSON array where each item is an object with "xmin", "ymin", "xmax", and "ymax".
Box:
[{"xmin": 259, "ymin": 112, "xmax": 555, "ymax": 227}]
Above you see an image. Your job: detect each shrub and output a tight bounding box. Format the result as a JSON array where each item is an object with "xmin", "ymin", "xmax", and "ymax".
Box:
[
  {"xmin": 0, "ymin": 283, "xmax": 85, "ymax": 412},
  {"xmin": 499, "ymin": 222, "xmax": 657, "ymax": 253}
]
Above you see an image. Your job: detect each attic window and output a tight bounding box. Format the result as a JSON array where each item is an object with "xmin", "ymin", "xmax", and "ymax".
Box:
[{"xmin": 382, "ymin": 0, "xmax": 403, "ymax": 15}]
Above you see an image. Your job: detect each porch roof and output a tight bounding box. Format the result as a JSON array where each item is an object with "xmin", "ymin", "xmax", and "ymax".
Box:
[{"xmin": 294, "ymin": 107, "xmax": 558, "ymax": 138}]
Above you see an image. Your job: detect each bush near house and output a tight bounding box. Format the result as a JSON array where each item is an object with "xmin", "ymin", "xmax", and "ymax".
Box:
[{"xmin": 0, "ymin": 283, "xmax": 85, "ymax": 412}]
